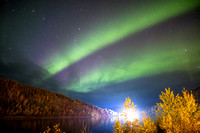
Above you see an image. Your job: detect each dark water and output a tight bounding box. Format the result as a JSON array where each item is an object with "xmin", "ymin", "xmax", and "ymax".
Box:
[{"xmin": 0, "ymin": 117, "xmax": 116, "ymax": 133}]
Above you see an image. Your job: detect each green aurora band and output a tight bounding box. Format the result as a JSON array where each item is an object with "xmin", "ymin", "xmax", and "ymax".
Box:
[
  {"xmin": 43, "ymin": 0, "xmax": 200, "ymax": 77},
  {"xmin": 68, "ymin": 40, "xmax": 200, "ymax": 92}
]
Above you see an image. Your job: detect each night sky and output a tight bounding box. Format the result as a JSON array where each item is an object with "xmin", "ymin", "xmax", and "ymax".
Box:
[{"xmin": 1, "ymin": 0, "xmax": 200, "ymax": 109}]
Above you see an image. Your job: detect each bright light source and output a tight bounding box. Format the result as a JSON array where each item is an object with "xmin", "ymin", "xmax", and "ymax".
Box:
[{"xmin": 126, "ymin": 110, "xmax": 139, "ymax": 122}]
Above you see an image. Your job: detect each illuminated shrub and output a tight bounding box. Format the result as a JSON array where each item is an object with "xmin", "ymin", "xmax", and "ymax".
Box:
[
  {"xmin": 113, "ymin": 97, "xmax": 141, "ymax": 133},
  {"xmin": 113, "ymin": 120, "xmax": 123, "ymax": 133},
  {"xmin": 42, "ymin": 123, "xmax": 65, "ymax": 133},
  {"xmin": 156, "ymin": 88, "xmax": 200, "ymax": 133},
  {"xmin": 139, "ymin": 112, "xmax": 157, "ymax": 133},
  {"xmin": 113, "ymin": 88, "xmax": 200, "ymax": 133}
]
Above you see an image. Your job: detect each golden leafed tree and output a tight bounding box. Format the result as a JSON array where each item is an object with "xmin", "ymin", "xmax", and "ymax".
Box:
[
  {"xmin": 156, "ymin": 88, "xmax": 200, "ymax": 133},
  {"xmin": 139, "ymin": 111, "xmax": 157, "ymax": 133},
  {"xmin": 113, "ymin": 119, "xmax": 123, "ymax": 133},
  {"xmin": 113, "ymin": 97, "xmax": 140, "ymax": 133}
]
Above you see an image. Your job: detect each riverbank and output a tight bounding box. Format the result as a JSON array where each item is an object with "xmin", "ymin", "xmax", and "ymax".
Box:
[{"xmin": 0, "ymin": 115, "xmax": 105, "ymax": 120}]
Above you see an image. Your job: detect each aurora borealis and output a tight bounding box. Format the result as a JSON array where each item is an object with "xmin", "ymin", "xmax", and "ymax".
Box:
[
  {"xmin": 0, "ymin": 0, "xmax": 200, "ymax": 108},
  {"xmin": 43, "ymin": 0, "xmax": 199, "ymax": 76}
]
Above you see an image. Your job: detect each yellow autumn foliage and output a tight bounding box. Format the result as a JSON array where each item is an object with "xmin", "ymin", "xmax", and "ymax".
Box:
[
  {"xmin": 113, "ymin": 97, "xmax": 141, "ymax": 133},
  {"xmin": 156, "ymin": 88, "xmax": 200, "ymax": 133},
  {"xmin": 113, "ymin": 119, "xmax": 123, "ymax": 133},
  {"xmin": 139, "ymin": 112, "xmax": 157, "ymax": 133},
  {"xmin": 113, "ymin": 88, "xmax": 200, "ymax": 133},
  {"xmin": 42, "ymin": 123, "xmax": 65, "ymax": 133}
]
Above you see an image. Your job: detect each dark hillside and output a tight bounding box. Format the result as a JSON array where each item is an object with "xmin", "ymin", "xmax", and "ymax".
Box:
[
  {"xmin": 193, "ymin": 87, "xmax": 200, "ymax": 104},
  {"xmin": 0, "ymin": 78, "xmax": 109, "ymax": 117}
]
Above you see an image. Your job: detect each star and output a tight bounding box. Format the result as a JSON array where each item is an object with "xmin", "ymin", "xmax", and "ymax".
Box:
[
  {"xmin": 184, "ymin": 48, "xmax": 188, "ymax": 52},
  {"xmin": 56, "ymin": 35, "xmax": 59, "ymax": 39},
  {"xmin": 32, "ymin": 9, "xmax": 35, "ymax": 13},
  {"xmin": 42, "ymin": 17, "xmax": 46, "ymax": 20},
  {"xmin": 78, "ymin": 27, "xmax": 81, "ymax": 31}
]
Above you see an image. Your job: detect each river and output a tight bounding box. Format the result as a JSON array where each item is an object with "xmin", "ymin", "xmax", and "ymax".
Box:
[{"xmin": 0, "ymin": 117, "xmax": 116, "ymax": 133}]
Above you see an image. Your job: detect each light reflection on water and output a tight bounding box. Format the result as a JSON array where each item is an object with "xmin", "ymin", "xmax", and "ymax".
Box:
[{"xmin": 0, "ymin": 117, "xmax": 116, "ymax": 133}]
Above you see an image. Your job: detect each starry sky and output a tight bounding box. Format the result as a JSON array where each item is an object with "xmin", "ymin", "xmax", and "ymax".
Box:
[{"xmin": 0, "ymin": 0, "xmax": 200, "ymax": 109}]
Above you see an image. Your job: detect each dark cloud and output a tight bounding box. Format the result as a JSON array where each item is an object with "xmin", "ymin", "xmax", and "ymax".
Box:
[{"xmin": 0, "ymin": 58, "xmax": 47, "ymax": 86}]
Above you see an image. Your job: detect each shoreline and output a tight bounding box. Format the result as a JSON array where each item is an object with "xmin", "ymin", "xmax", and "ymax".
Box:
[{"xmin": 0, "ymin": 115, "xmax": 107, "ymax": 120}]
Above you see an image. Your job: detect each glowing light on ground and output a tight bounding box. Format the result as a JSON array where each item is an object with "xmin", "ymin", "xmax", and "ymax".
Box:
[
  {"xmin": 126, "ymin": 109, "xmax": 139, "ymax": 122},
  {"xmin": 119, "ymin": 97, "xmax": 140, "ymax": 122},
  {"xmin": 118, "ymin": 109, "xmax": 139, "ymax": 122}
]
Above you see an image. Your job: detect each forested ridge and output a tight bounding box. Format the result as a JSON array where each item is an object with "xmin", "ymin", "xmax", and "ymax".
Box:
[{"xmin": 0, "ymin": 78, "xmax": 109, "ymax": 117}]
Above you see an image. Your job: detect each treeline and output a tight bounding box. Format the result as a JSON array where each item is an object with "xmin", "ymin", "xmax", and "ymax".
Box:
[{"xmin": 0, "ymin": 78, "xmax": 109, "ymax": 117}]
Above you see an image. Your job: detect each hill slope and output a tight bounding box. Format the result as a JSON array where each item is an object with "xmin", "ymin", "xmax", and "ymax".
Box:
[
  {"xmin": 193, "ymin": 87, "xmax": 200, "ymax": 104},
  {"xmin": 0, "ymin": 79, "xmax": 109, "ymax": 117}
]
